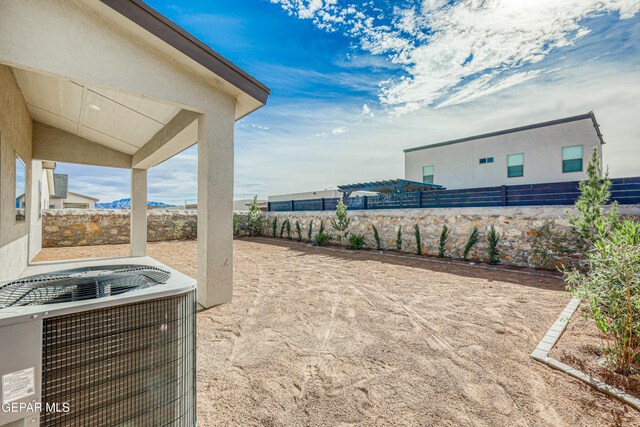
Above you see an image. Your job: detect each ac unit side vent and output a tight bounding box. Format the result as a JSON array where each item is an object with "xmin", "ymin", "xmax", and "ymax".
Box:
[
  {"xmin": 0, "ymin": 265, "xmax": 171, "ymax": 307},
  {"xmin": 41, "ymin": 291, "xmax": 196, "ymax": 427}
]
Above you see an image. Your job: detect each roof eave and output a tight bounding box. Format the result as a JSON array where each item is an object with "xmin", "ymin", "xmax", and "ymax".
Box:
[
  {"xmin": 404, "ymin": 112, "xmax": 601, "ymax": 153},
  {"xmin": 98, "ymin": 0, "xmax": 270, "ymax": 105}
]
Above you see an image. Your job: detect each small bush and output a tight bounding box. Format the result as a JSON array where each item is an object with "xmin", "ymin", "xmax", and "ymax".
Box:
[
  {"xmin": 285, "ymin": 219, "xmax": 292, "ymax": 240},
  {"xmin": 348, "ymin": 234, "xmax": 366, "ymax": 250},
  {"xmin": 169, "ymin": 219, "xmax": 185, "ymax": 239},
  {"xmin": 372, "ymin": 225, "xmax": 381, "ymax": 250},
  {"xmin": 529, "ymin": 221, "xmax": 572, "ymax": 270},
  {"xmin": 463, "ymin": 227, "xmax": 480, "ymax": 261},
  {"xmin": 318, "ymin": 220, "xmax": 325, "ymax": 235},
  {"xmin": 295, "ymin": 220, "xmax": 302, "ymax": 241},
  {"xmin": 331, "ymin": 199, "xmax": 350, "ymax": 241},
  {"xmin": 247, "ymin": 196, "xmax": 262, "ymax": 237},
  {"xmin": 487, "ymin": 225, "xmax": 500, "ymax": 265},
  {"xmin": 414, "ymin": 224, "xmax": 422, "ymax": 255},
  {"xmin": 395, "ymin": 227, "xmax": 402, "ymax": 251},
  {"xmin": 307, "ymin": 220, "xmax": 314, "ymax": 242},
  {"xmin": 272, "ymin": 217, "xmax": 278, "ymax": 237},
  {"xmin": 438, "ymin": 224, "xmax": 449, "ymax": 258},
  {"xmin": 233, "ymin": 214, "xmax": 240, "ymax": 237},
  {"xmin": 279, "ymin": 219, "xmax": 287, "ymax": 238},
  {"xmin": 314, "ymin": 232, "xmax": 332, "ymax": 246},
  {"xmin": 566, "ymin": 220, "xmax": 640, "ymax": 372}
]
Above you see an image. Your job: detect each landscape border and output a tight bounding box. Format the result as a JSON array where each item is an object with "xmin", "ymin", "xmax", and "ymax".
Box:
[{"xmin": 531, "ymin": 297, "xmax": 640, "ymax": 410}]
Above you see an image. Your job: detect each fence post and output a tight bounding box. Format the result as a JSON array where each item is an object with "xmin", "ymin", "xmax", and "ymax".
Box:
[
  {"xmin": 321, "ymin": 198, "xmax": 325, "ymax": 211},
  {"xmin": 363, "ymin": 196, "xmax": 368, "ymax": 210},
  {"xmin": 267, "ymin": 202, "xmax": 271, "ymax": 212},
  {"xmin": 500, "ymin": 185, "xmax": 507, "ymax": 206},
  {"xmin": 290, "ymin": 200, "xmax": 294, "ymax": 211}
]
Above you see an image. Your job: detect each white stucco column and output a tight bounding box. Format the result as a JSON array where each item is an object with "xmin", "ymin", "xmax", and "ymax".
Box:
[
  {"xmin": 197, "ymin": 107, "xmax": 235, "ymax": 308},
  {"xmin": 130, "ymin": 168, "xmax": 147, "ymax": 257}
]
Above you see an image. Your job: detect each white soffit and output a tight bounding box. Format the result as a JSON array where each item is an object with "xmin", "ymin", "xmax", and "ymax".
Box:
[{"xmin": 13, "ymin": 67, "xmax": 181, "ymax": 155}]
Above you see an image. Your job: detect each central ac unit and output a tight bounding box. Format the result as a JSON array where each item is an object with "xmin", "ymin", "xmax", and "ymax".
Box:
[{"xmin": 0, "ymin": 263, "xmax": 197, "ymax": 427}]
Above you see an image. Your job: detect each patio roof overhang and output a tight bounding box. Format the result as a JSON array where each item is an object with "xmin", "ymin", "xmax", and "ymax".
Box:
[
  {"xmin": 0, "ymin": 0, "xmax": 270, "ymax": 308},
  {"xmin": 337, "ymin": 179, "xmax": 445, "ymax": 198}
]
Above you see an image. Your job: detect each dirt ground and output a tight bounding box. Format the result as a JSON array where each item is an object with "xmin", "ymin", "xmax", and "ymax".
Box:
[
  {"xmin": 34, "ymin": 239, "xmax": 640, "ymax": 426},
  {"xmin": 551, "ymin": 307, "xmax": 640, "ymax": 399}
]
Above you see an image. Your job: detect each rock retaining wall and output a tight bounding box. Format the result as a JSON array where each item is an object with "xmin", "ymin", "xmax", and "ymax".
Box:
[
  {"xmin": 256, "ymin": 206, "xmax": 640, "ymax": 269},
  {"xmin": 43, "ymin": 210, "xmax": 196, "ymax": 247}
]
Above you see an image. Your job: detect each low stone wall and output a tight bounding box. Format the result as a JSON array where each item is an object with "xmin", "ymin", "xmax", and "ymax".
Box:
[
  {"xmin": 43, "ymin": 209, "xmax": 197, "ymax": 247},
  {"xmin": 257, "ymin": 206, "xmax": 640, "ymax": 269}
]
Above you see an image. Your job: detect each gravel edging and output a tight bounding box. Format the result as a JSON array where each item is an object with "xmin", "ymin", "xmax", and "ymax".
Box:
[{"xmin": 531, "ymin": 297, "xmax": 640, "ymax": 411}]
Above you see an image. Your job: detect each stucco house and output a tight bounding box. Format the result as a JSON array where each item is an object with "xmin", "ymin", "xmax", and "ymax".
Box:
[
  {"xmin": 0, "ymin": 0, "xmax": 269, "ymax": 310},
  {"xmin": 404, "ymin": 113, "xmax": 604, "ymax": 189},
  {"xmin": 18, "ymin": 172, "xmax": 100, "ymax": 209}
]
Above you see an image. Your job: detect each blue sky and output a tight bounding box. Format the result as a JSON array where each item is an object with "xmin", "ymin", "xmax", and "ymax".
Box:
[{"xmin": 58, "ymin": 0, "xmax": 640, "ymax": 204}]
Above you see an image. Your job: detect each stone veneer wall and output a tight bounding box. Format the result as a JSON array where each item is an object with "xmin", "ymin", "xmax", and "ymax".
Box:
[
  {"xmin": 43, "ymin": 209, "xmax": 197, "ymax": 247},
  {"xmin": 257, "ymin": 206, "xmax": 640, "ymax": 269}
]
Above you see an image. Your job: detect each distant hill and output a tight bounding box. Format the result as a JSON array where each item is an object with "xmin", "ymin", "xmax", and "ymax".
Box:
[{"xmin": 95, "ymin": 198, "xmax": 175, "ymax": 209}]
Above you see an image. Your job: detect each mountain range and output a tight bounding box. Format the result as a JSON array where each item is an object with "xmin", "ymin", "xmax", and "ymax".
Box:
[{"xmin": 95, "ymin": 198, "xmax": 174, "ymax": 209}]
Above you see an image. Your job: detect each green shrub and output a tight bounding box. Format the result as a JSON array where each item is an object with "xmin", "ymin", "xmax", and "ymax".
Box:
[
  {"xmin": 295, "ymin": 220, "xmax": 302, "ymax": 241},
  {"xmin": 529, "ymin": 221, "xmax": 572, "ymax": 270},
  {"xmin": 279, "ymin": 219, "xmax": 287, "ymax": 238},
  {"xmin": 314, "ymin": 232, "xmax": 332, "ymax": 246},
  {"xmin": 463, "ymin": 227, "xmax": 480, "ymax": 261},
  {"xmin": 348, "ymin": 234, "xmax": 366, "ymax": 250},
  {"xmin": 565, "ymin": 220, "xmax": 640, "ymax": 371},
  {"xmin": 318, "ymin": 220, "xmax": 325, "ymax": 235},
  {"xmin": 331, "ymin": 199, "xmax": 350, "ymax": 241},
  {"xmin": 395, "ymin": 227, "xmax": 402, "ymax": 251},
  {"xmin": 233, "ymin": 214, "xmax": 240, "ymax": 237},
  {"xmin": 272, "ymin": 217, "xmax": 278, "ymax": 237},
  {"xmin": 247, "ymin": 196, "xmax": 262, "ymax": 237},
  {"xmin": 438, "ymin": 224, "xmax": 449, "ymax": 258},
  {"xmin": 169, "ymin": 219, "xmax": 185, "ymax": 239},
  {"xmin": 568, "ymin": 148, "xmax": 618, "ymax": 249},
  {"xmin": 414, "ymin": 224, "xmax": 422, "ymax": 255},
  {"xmin": 307, "ymin": 220, "xmax": 314, "ymax": 242},
  {"xmin": 487, "ymin": 225, "xmax": 500, "ymax": 265},
  {"xmin": 285, "ymin": 219, "xmax": 292, "ymax": 240},
  {"xmin": 372, "ymin": 224, "xmax": 381, "ymax": 250}
]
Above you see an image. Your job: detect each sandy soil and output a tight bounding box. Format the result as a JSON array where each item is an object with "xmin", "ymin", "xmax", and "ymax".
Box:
[
  {"xmin": 34, "ymin": 239, "xmax": 640, "ymax": 426},
  {"xmin": 551, "ymin": 307, "xmax": 640, "ymax": 399}
]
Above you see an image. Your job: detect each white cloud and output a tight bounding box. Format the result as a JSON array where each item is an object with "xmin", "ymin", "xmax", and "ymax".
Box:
[
  {"xmin": 332, "ymin": 126, "xmax": 348, "ymax": 134},
  {"xmin": 361, "ymin": 103, "xmax": 374, "ymax": 117},
  {"xmin": 270, "ymin": 0, "xmax": 639, "ymax": 112}
]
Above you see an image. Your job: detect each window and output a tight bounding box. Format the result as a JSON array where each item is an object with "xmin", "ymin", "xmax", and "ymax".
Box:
[
  {"xmin": 422, "ymin": 165, "xmax": 434, "ymax": 184},
  {"xmin": 562, "ymin": 145, "xmax": 583, "ymax": 173},
  {"xmin": 507, "ymin": 153, "xmax": 524, "ymax": 178},
  {"xmin": 479, "ymin": 157, "xmax": 494, "ymax": 164},
  {"xmin": 15, "ymin": 154, "xmax": 26, "ymax": 222}
]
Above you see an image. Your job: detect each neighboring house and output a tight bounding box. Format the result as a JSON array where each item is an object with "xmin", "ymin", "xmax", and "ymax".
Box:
[
  {"xmin": 233, "ymin": 199, "xmax": 267, "ymax": 211},
  {"xmin": 0, "ymin": 0, "xmax": 269, "ymax": 311},
  {"xmin": 47, "ymin": 173, "xmax": 99, "ymax": 209},
  {"xmin": 404, "ymin": 112, "xmax": 604, "ymax": 189},
  {"xmin": 269, "ymin": 189, "xmax": 376, "ymax": 202}
]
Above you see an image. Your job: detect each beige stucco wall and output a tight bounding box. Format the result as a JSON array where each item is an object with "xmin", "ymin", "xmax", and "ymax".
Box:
[
  {"xmin": 0, "ymin": 64, "xmax": 33, "ymax": 280},
  {"xmin": 404, "ymin": 118, "xmax": 603, "ymax": 189}
]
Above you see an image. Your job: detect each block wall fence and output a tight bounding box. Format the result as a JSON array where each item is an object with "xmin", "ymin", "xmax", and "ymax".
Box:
[{"xmin": 41, "ymin": 206, "xmax": 640, "ymax": 269}]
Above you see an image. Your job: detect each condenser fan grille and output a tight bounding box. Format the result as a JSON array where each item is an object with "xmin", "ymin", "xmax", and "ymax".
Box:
[
  {"xmin": 41, "ymin": 291, "xmax": 197, "ymax": 427},
  {"xmin": 0, "ymin": 265, "xmax": 171, "ymax": 307}
]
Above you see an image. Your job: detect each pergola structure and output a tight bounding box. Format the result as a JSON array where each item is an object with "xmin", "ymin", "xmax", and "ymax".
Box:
[
  {"xmin": 0, "ymin": 0, "xmax": 269, "ymax": 308},
  {"xmin": 337, "ymin": 179, "xmax": 444, "ymax": 199}
]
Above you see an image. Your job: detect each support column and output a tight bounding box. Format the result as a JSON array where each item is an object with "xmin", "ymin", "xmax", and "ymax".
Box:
[
  {"xmin": 197, "ymin": 106, "xmax": 235, "ymax": 308},
  {"xmin": 130, "ymin": 168, "xmax": 147, "ymax": 257}
]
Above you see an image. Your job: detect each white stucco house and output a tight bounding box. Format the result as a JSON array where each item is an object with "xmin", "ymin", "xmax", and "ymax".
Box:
[
  {"xmin": 18, "ymin": 172, "xmax": 100, "ymax": 209},
  {"xmin": 404, "ymin": 113, "xmax": 604, "ymax": 189},
  {"xmin": 0, "ymin": 0, "xmax": 270, "ymax": 309}
]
